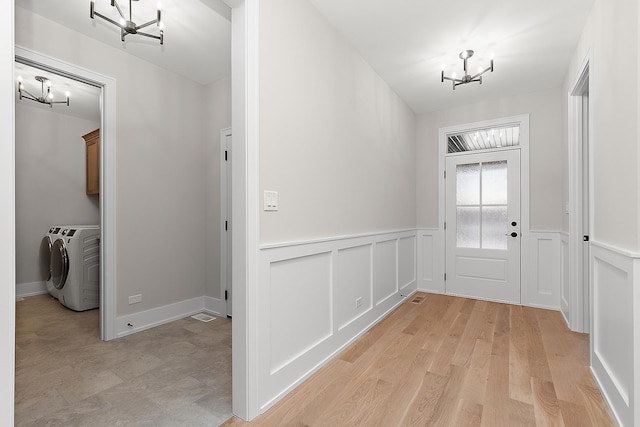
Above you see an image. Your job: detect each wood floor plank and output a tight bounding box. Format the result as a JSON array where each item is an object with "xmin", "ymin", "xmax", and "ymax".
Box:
[
  {"xmin": 531, "ymin": 377, "xmax": 564, "ymax": 426},
  {"xmin": 221, "ymin": 293, "xmax": 616, "ymax": 427}
]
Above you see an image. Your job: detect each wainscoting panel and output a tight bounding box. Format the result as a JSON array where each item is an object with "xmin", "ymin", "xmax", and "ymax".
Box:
[
  {"xmin": 417, "ymin": 229, "xmax": 443, "ymax": 293},
  {"xmin": 560, "ymin": 233, "xmax": 570, "ymax": 325},
  {"xmin": 590, "ymin": 241, "xmax": 640, "ymax": 427},
  {"xmin": 269, "ymin": 253, "xmax": 333, "ymax": 375},
  {"xmin": 374, "ymin": 240, "xmax": 397, "ymax": 306},
  {"xmin": 398, "ymin": 236, "xmax": 416, "ymax": 292},
  {"xmin": 258, "ymin": 230, "xmax": 417, "ymax": 412},
  {"xmin": 522, "ymin": 231, "xmax": 561, "ymax": 309},
  {"xmin": 336, "ymin": 244, "xmax": 373, "ymax": 330}
]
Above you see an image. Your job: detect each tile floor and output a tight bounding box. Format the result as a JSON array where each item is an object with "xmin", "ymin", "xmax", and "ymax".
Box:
[{"xmin": 15, "ymin": 294, "xmax": 233, "ymax": 426}]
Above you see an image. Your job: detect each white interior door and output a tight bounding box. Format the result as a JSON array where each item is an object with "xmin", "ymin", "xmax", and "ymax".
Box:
[
  {"xmin": 225, "ymin": 133, "xmax": 233, "ymax": 316},
  {"xmin": 445, "ymin": 149, "xmax": 521, "ymax": 303}
]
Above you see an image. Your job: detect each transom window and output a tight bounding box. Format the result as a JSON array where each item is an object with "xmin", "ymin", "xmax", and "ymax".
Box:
[{"xmin": 447, "ymin": 125, "xmax": 520, "ymax": 153}]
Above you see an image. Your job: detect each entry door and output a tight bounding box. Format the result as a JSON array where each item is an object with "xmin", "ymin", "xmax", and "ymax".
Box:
[{"xmin": 445, "ymin": 149, "xmax": 521, "ymax": 303}]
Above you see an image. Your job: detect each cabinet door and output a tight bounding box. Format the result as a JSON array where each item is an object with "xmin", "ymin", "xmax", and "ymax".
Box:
[
  {"xmin": 83, "ymin": 129, "xmax": 100, "ymax": 195},
  {"xmin": 86, "ymin": 139, "xmax": 99, "ymax": 195}
]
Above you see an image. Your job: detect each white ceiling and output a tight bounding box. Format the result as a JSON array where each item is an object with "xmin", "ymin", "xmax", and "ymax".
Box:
[
  {"xmin": 15, "ymin": 61, "xmax": 102, "ymax": 123},
  {"xmin": 309, "ymin": 0, "xmax": 594, "ymax": 114},
  {"xmin": 15, "ymin": 0, "xmax": 594, "ymax": 116}
]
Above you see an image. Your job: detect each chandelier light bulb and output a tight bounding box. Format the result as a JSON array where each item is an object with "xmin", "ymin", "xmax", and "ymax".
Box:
[
  {"xmin": 119, "ymin": 17, "xmax": 126, "ymax": 27},
  {"xmin": 46, "ymin": 80, "xmax": 52, "ymax": 87},
  {"xmin": 65, "ymin": 91, "xmax": 71, "ymax": 98},
  {"xmin": 451, "ymin": 72, "xmax": 457, "ymax": 79},
  {"xmin": 17, "ymin": 76, "xmax": 23, "ymax": 83}
]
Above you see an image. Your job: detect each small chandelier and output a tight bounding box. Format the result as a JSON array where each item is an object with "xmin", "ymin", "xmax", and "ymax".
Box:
[
  {"xmin": 90, "ymin": 0, "xmax": 164, "ymax": 45},
  {"xmin": 441, "ymin": 50, "xmax": 494, "ymax": 90},
  {"xmin": 17, "ymin": 76, "xmax": 70, "ymax": 108}
]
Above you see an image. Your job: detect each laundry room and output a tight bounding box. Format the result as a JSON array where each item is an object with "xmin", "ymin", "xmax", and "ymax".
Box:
[{"xmin": 14, "ymin": 61, "xmax": 102, "ymax": 317}]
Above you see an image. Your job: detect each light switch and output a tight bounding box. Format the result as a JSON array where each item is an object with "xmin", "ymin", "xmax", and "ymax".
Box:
[{"xmin": 264, "ymin": 191, "xmax": 278, "ymax": 211}]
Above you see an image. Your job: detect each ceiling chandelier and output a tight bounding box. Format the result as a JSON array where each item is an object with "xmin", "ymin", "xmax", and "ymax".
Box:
[
  {"xmin": 90, "ymin": 0, "xmax": 164, "ymax": 45},
  {"xmin": 441, "ymin": 50, "xmax": 494, "ymax": 90},
  {"xmin": 17, "ymin": 76, "xmax": 70, "ymax": 108}
]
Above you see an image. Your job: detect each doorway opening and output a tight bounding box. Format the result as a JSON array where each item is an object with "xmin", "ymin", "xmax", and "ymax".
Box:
[
  {"xmin": 15, "ymin": 46, "xmax": 117, "ymax": 341},
  {"xmin": 566, "ymin": 54, "xmax": 591, "ymax": 333}
]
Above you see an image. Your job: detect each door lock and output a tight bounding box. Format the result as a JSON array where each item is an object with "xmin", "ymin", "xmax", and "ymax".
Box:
[{"xmin": 505, "ymin": 232, "xmax": 518, "ymax": 237}]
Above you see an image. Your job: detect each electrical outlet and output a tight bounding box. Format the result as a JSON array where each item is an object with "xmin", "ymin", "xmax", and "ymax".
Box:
[
  {"xmin": 355, "ymin": 297, "xmax": 363, "ymax": 308},
  {"xmin": 128, "ymin": 294, "xmax": 142, "ymax": 305}
]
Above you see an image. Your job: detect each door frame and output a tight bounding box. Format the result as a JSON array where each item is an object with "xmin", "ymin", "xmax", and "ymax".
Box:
[
  {"xmin": 220, "ymin": 127, "xmax": 232, "ymax": 316},
  {"xmin": 438, "ymin": 114, "xmax": 530, "ymax": 300},
  {"xmin": 15, "ymin": 46, "xmax": 118, "ymax": 341},
  {"xmin": 567, "ymin": 51, "xmax": 591, "ymax": 333}
]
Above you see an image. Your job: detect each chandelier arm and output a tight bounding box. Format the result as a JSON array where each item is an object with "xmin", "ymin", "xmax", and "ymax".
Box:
[
  {"xmin": 470, "ymin": 66, "xmax": 493, "ymax": 81},
  {"xmin": 93, "ymin": 11, "xmax": 125, "ymax": 28},
  {"xmin": 442, "ymin": 75, "xmax": 463, "ymax": 83},
  {"xmin": 135, "ymin": 19, "xmax": 158, "ymax": 31},
  {"xmin": 19, "ymin": 88, "xmax": 38, "ymax": 101},
  {"xmin": 111, "ymin": 0, "xmax": 126, "ymax": 21},
  {"xmin": 136, "ymin": 31, "xmax": 162, "ymax": 41}
]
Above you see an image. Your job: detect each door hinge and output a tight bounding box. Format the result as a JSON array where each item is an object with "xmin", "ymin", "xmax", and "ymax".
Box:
[
  {"xmin": 444, "ymin": 221, "xmax": 446, "ymax": 230},
  {"xmin": 444, "ymin": 170, "xmax": 446, "ymax": 179},
  {"xmin": 444, "ymin": 273, "xmax": 447, "ymax": 281},
  {"xmin": 225, "ymin": 220, "xmax": 228, "ymax": 231},
  {"xmin": 225, "ymin": 150, "xmax": 228, "ymax": 161},
  {"xmin": 225, "ymin": 290, "xmax": 228, "ymax": 301},
  {"xmin": 583, "ymin": 235, "xmax": 590, "ymax": 242}
]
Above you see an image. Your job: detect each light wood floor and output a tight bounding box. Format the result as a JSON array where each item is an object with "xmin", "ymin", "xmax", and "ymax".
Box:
[
  {"xmin": 223, "ymin": 292, "xmax": 615, "ymax": 426},
  {"xmin": 15, "ymin": 294, "xmax": 232, "ymax": 426}
]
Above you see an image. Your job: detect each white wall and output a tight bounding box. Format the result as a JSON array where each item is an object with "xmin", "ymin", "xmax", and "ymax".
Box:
[
  {"xmin": 204, "ymin": 77, "xmax": 231, "ymax": 299},
  {"xmin": 15, "ymin": 103, "xmax": 100, "ymax": 286},
  {"xmin": 561, "ymin": 0, "xmax": 640, "ymax": 425},
  {"xmin": 416, "ymin": 88, "xmax": 564, "ymax": 231},
  {"xmin": 15, "ymin": 8, "xmax": 209, "ymax": 316},
  {"xmin": 259, "ymin": 0, "xmax": 416, "ymax": 245}
]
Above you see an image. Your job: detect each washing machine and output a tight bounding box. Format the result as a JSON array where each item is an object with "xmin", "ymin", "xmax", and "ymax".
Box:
[
  {"xmin": 50, "ymin": 226, "xmax": 100, "ymax": 311},
  {"xmin": 40, "ymin": 226, "xmax": 65, "ymax": 299}
]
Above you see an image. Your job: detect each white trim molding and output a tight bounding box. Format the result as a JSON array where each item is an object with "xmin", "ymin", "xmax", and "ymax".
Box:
[
  {"xmin": 15, "ymin": 281, "xmax": 47, "ymax": 298},
  {"xmin": 13, "ymin": 46, "xmax": 118, "ymax": 341},
  {"xmin": 589, "ymin": 240, "xmax": 640, "ymax": 427},
  {"xmin": 256, "ymin": 230, "xmax": 417, "ymax": 413},
  {"xmin": 568, "ymin": 50, "xmax": 592, "ymax": 333},
  {"xmin": 116, "ymin": 296, "xmax": 225, "ymax": 338}
]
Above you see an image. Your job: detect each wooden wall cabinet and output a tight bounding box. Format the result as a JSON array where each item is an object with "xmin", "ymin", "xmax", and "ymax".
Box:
[{"xmin": 82, "ymin": 129, "xmax": 100, "ymax": 195}]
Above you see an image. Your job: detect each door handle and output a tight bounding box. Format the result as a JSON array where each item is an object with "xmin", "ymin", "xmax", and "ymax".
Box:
[{"xmin": 505, "ymin": 232, "xmax": 518, "ymax": 238}]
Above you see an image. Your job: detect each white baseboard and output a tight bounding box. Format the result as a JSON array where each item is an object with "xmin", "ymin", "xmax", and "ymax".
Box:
[
  {"xmin": 16, "ymin": 281, "xmax": 47, "ymax": 298},
  {"xmin": 116, "ymin": 295, "xmax": 220, "ymax": 338},
  {"xmin": 204, "ymin": 295, "xmax": 227, "ymax": 316}
]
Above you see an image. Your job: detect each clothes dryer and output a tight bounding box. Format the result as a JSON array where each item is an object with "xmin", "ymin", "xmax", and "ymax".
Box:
[
  {"xmin": 40, "ymin": 226, "xmax": 64, "ymax": 299},
  {"xmin": 50, "ymin": 226, "xmax": 100, "ymax": 311}
]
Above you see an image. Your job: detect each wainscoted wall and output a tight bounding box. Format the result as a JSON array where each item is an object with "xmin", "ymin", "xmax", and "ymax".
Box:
[
  {"xmin": 417, "ymin": 228, "xmax": 444, "ymax": 293},
  {"xmin": 522, "ymin": 231, "xmax": 562, "ymax": 309},
  {"xmin": 590, "ymin": 241, "xmax": 640, "ymax": 427},
  {"xmin": 256, "ymin": 230, "xmax": 417, "ymax": 411}
]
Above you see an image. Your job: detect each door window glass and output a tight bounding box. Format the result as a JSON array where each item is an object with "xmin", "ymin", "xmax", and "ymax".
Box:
[{"xmin": 456, "ymin": 160, "xmax": 508, "ymax": 250}]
